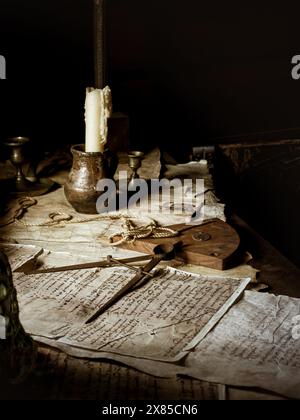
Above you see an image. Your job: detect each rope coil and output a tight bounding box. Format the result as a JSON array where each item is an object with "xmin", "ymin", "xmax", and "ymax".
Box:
[
  {"xmin": 0, "ymin": 197, "xmax": 180, "ymax": 243},
  {"xmin": 109, "ymin": 219, "xmax": 179, "ymax": 246}
]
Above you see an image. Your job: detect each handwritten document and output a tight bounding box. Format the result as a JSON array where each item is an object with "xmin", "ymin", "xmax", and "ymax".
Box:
[
  {"xmin": 35, "ymin": 345, "xmax": 224, "ymax": 400},
  {"xmin": 0, "ymin": 243, "xmax": 43, "ymax": 271},
  {"xmin": 14, "ymin": 262, "xmax": 250, "ymax": 363},
  {"xmin": 183, "ymin": 290, "xmax": 300, "ymax": 399}
]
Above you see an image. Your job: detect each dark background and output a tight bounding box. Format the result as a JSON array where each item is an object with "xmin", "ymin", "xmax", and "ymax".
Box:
[
  {"xmin": 1, "ymin": 0, "xmax": 300, "ymax": 268},
  {"xmin": 1, "ymin": 0, "xmax": 300, "ymax": 148}
]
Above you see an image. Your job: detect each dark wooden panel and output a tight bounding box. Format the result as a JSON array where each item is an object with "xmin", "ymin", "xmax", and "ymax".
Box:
[{"xmin": 217, "ymin": 140, "xmax": 300, "ymax": 269}]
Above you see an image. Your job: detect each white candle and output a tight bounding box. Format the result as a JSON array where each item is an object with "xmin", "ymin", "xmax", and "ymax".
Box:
[{"xmin": 85, "ymin": 86, "xmax": 112, "ymax": 153}]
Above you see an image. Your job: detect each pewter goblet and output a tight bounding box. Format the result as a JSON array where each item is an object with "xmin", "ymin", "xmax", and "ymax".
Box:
[
  {"xmin": 128, "ymin": 151, "xmax": 145, "ymax": 187},
  {"xmin": 4, "ymin": 137, "xmax": 34, "ymax": 193},
  {"xmin": 3, "ymin": 137, "xmax": 53, "ymax": 196}
]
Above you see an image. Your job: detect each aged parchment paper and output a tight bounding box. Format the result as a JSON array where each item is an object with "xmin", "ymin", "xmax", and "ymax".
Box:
[
  {"xmin": 14, "ymin": 260, "xmax": 250, "ymax": 363},
  {"xmin": 3, "ymin": 245, "xmax": 294, "ymax": 399},
  {"xmin": 183, "ymin": 290, "xmax": 300, "ymax": 399},
  {"xmin": 34, "ymin": 346, "xmax": 224, "ymax": 400},
  {"xmin": 0, "ymin": 243, "xmax": 43, "ymax": 271}
]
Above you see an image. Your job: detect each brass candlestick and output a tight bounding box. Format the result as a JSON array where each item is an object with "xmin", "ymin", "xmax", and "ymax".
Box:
[
  {"xmin": 4, "ymin": 137, "xmax": 31, "ymax": 191},
  {"xmin": 3, "ymin": 137, "xmax": 54, "ymax": 196},
  {"xmin": 128, "ymin": 151, "xmax": 145, "ymax": 187}
]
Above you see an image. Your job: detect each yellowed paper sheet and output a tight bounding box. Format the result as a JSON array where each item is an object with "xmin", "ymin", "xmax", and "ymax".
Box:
[
  {"xmin": 0, "ymin": 243, "xmax": 43, "ymax": 271},
  {"xmin": 183, "ymin": 290, "xmax": 300, "ymax": 400},
  {"xmin": 14, "ymin": 255, "xmax": 250, "ymax": 364},
  {"xmin": 37, "ymin": 346, "xmax": 223, "ymax": 400},
  {"xmin": 0, "ymin": 157, "xmax": 225, "ymax": 250}
]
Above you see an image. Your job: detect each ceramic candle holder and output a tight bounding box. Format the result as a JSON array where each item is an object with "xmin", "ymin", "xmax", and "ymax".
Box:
[{"xmin": 64, "ymin": 144, "xmax": 118, "ymax": 214}]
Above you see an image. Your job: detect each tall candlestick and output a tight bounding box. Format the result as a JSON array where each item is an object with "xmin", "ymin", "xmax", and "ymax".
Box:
[{"xmin": 85, "ymin": 86, "xmax": 112, "ymax": 153}]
